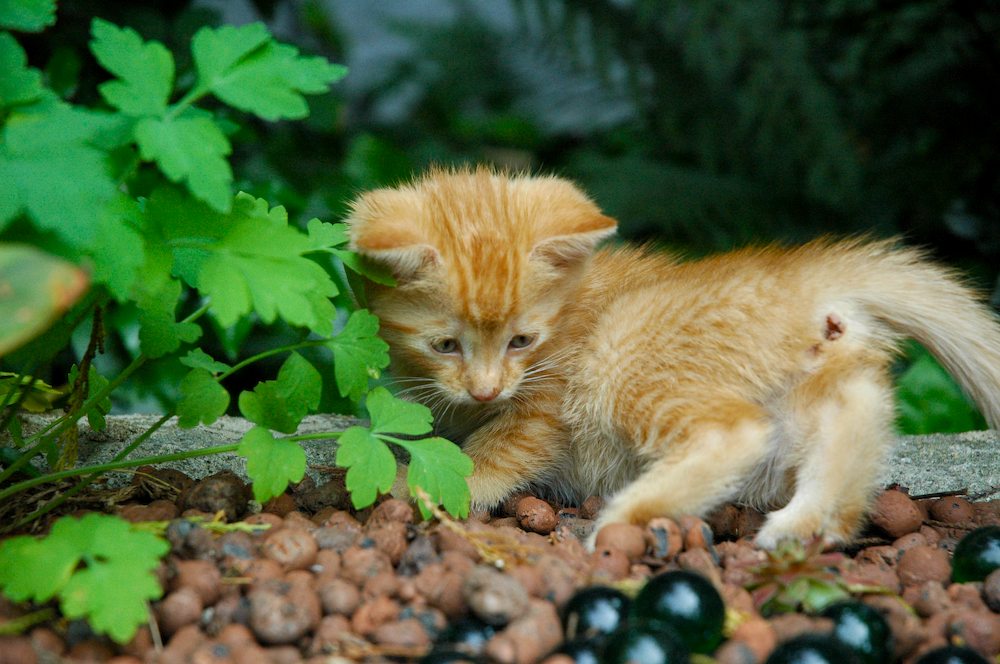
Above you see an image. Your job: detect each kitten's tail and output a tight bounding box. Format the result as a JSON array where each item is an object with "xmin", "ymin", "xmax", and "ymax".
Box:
[{"xmin": 849, "ymin": 239, "xmax": 1000, "ymax": 428}]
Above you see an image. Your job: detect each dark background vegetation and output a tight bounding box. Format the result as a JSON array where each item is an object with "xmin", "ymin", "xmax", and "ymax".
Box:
[{"xmin": 17, "ymin": 0, "xmax": 1000, "ymax": 431}]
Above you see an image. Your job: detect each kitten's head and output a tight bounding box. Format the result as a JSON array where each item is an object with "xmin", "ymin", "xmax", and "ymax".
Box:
[{"xmin": 347, "ymin": 166, "xmax": 616, "ymax": 407}]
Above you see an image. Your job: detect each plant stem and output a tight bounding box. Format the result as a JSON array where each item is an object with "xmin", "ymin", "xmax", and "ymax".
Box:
[
  {"xmin": 218, "ymin": 338, "xmax": 331, "ymax": 381},
  {"xmin": 0, "ymin": 443, "xmax": 240, "ymax": 506},
  {"xmin": 285, "ymin": 430, "xmax": 344, "ymax": 442}
]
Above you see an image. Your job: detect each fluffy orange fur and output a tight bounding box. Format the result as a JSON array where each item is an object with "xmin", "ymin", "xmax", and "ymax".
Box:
[{"xmin": 347, "ymin": 167, "xmax": 1000, "ymax": 547}]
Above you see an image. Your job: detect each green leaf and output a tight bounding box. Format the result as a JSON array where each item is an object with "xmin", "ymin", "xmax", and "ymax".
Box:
[
  {"xmin": 191, "ymin": 23, "xmax": 271, "ymax": 88},
  {"xmin": 0, "ymin": 99, "xmax": 118, "ymax": 239},
  {"xmin": 0, "ymin": 0, "xmax": 56, "ymax": 32},
  {"xmin": 54, "ymin": 514, "xmax": 168, "ymax": 643},
  {"xmin": 0, "ymin": 514, "xmax": 168, "ymax": 644},
  {"xmin": 145, "ymin": 187, "xmax": 338, "ymax": 333},
  {"xmin": 367, "ymin": 386, "xmax": 434, "ymax": 436},
  {"xmin": 335, "ymin": 425, "xmax": 398, "ymax": 509},
  {"xmin": 0, "ymin": 32, "xmax": 42, "ymax": 107},
  {"xmin": 136, "ymin": 115, "xmax": 232, "ymax": 211},
  {"xmin": 325, "ymin": 310, "xmax": 390, "ymax": 401},
  {"xmin": 176, "ymin": 368, "xmax": 230, "ymax": 428},
  {"xmin": 0, "ymin": 534, "xmax": 79, "ymax": 602},
  {"xmin": 237, "ymin": 426, "xmax": 307, "ymax": 502},
  {"xmin": 180, "ymin": 348, "xmax": 231, "ymax": 374},
  {"xmin": 88, "ymin": 195, "xmax": 146, "ymax": 301},
  {"xmin": 0, "ymin": 245, "xmax": 89, "ymax": 357},
  {"xmin": 192, "ymin": 23, "xmax": 347, "ymax": 121},
  {"xmin": 395, "ymin": 436, "xmax": 473, "ymax": 519},
  {"xmin": 238, "ymin": 352, "xmax": 321, "ymax": 433},
  {"xmin": 306, "ymin": 218, "xmax": 349, "ymax": 249},
  {"xmin": 896, "ymin": 344, "xmax": 986, "ymax": 434},
  {"xmin": 134, "ymin": 274, "xmax": 201, "ymax": 358},
  {"xmin": 90, "ymin": 19, "xmax": 174, "ymax": 116}
]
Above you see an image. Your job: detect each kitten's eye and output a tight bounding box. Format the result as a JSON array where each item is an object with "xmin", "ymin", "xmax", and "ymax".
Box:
[
  {"xmin": 430, "ymin": 338, "xmax": 459, "ymax": 354},
  {"xmin": 508, "ymin": 334, "xmax": 536, "ymax": 350}
]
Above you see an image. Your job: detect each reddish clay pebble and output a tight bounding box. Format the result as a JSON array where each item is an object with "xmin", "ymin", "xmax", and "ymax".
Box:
[
  {"xmin": 645, "ymin": 517, "xmax": 683, "ymax": 559},
  {"xmin": 984, "ymin": 568, "xmax": 1000, "ymax": 611},
  {"xmin": 721, "ymin": 583, "xmax": 756, "ymax": 615},
  {"xmin": 157, "ymin": 587, "xmax": 204, "ymax": 636},
  {"xmin": 948, "ymin": 609, "xmax": 1000, "ymax": 657},
  {"xmin": 363, "ymin": 570, "xmax": 402, "ymax": 598},
  {"xmin": 312, "ymin": 549, "xmax": 340, "ymax": 580},
  {"xmin": 0, "ymin": 637, "xmax": 36, "ymax": 664},
  {"xmin": 869, "ymin": 490, "xmax": 924, "ymax": 538},
  {"xmin": 593, "ymin": 522, "xmax": 646, "ymax": 561},
  {"xmin": 892, "ymin": 532, "xmax": 928, "ymax": 553},
  {"xmin": 67, "ymin": 640, "xmax": 116, "ymax": 661},
  {"xmin": 172, "ymin": 559, "xmax": 222, "ymax": 606},
  {"xmin": 350, "ymin": 595, "xmax": 400, "ymax": 636},
  {"xmin": 340, "ymin": 546, "xmax": 393, "ymax": 586},
  {"xmin": 243, "ymin": 558, "xmax": 284, "ymax": 588},
  {"xmin": 714, "ymin": 641, "xmax": 757, "ymax": 664},
  {"xmin": 501, "ymin": 491, "xmax": 533, "ymax": 517},
  {"xmin": 589, "ymin": 545, "xmax": 630, "ymax": 580},
  {"xmin": 948, "ymin": 582, "xmax": 988, "ymax": 611},
  {"xmin": 920, "ymin": 524, "xmax": 943, "ymax": 546},
  {"xmin": 248, "ymin": 580, "xmax": 321, "ymax": 645},
  {"xmin": 317, "ymin": 578, "xmax": 360, "ymax": 615},
  {"xmin": 579, "ymin": 495, "xmax": 604, "ymax": 520},
  {"xmin": 929, "ymin": 496, "xmax": 976, "ymax": 524},
  {"xmin": 515, "ymin": 497, "xmax": 558, "ymax": 534},
  {"xmin": 463, "ymin": 564, "xmax": 531, "ymax": 626},
  {"xmin": 262, "ymin": 493, "xmax": 297, "ymax": 517},
  {"xmin": 768, "ymin": 614, "xmax": 833, "ymax": 643},
  {"xmin": 179, "ymin": 471, "xmax": 250, "ymax": 521},
  {"xmin": 372, "ymin": 618, "xmax": 431, "ymax": 649},
  {"xmin": 485, "ymin": 598, "xmax": 563, "ymax": 664},
  {"xmin": 309, "ymin": 614, "xmax": 352, "ymax": 656},
  {"xmin": 534, "ymin": 555, "xmax": 578, "ymax": 608},
  {"xmin": 857, "ymin": 545, "xmax": 899, "ymax": 567},
  {"xmin": 367, "ymin": 498, "xmax": 415, "ymax": 525},
  {"xmin": 679, "ymin": 515, "xmax": 715, "ymax": 550},
  {"xmin": 216, "ymin": 623, "xmax": 255, "ymax": 649},
  {"xmin": 282, "ymin": 511, "xmax": 316, "ymax": 531},
  {"xmin": 29, "ymin": 628, "xmax": 64, "ymax": 657},
  {"xmin": 434, "ymin": 524, "xmax": 482, "ymax": 560},
  {"xmin": 366, "ymin": 521, "xmax": 409, "ymax": 565},
  {"xmin": 243, "ymin": 512, "xmax": 283, "ymax": 531},
  {"xmin": 897, "ymin": 545, "xmax": 951, "ymax": 587},
  {"xmin": 731, "ymin": 618, "xmax": 777, "ymax": 662},
  {"xmin": 903, "ymin": 581, "xmax": 951, "ymax": 617}
]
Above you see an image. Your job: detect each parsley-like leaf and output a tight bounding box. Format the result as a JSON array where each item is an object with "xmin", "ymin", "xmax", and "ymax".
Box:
[
  {"xmin": 90, "ymin": 18, "xmax": 174, "ymax": 117},
  {"xmin": 238, "ymin": 352, "xmax": 321, "ymax": 433},
  {"xmin": 0, "ymin": 32, "xmax": 42, "ymax": 107},
  {"xmin": 335, "ymin": 426, "xmax": 398, "ymax": 509},
  {"xmin": 326, "ymin": 310, "xmax": 390, "ymax": 401},
  {"xmin": 136, "ymin": 115, "xmax": 232, "ymax": 211},
  {"xmin": 134, "ymin": 274, "xmax": 202, "ymax": 358},
  {"xmin": 0, "ymin": 0, "xmax": 56, "ymax": 32},
  {"xmin": 0, "ymin": 514, "xmax": 168, "ymax": 644},
  {"xmin": 192, "ymin": 25, "xmax": 347, "ymax": 121},
  {"xmin": 180, "ymin": 348, "xmax": 231, "ymax": 374},
  {"xmin": 237, "ymin": 426, "xmax": 307, "ymax": 502},
  {"xmin": 394, "ymin": 436, "xmax": 473, "ymax": 519},
  {"xmin": 367, "ymin": 385, "xmax": 433, "ymax": 436},
  {"xmin": 145, "ymin": 187, "xmax": 339, "ymax": 334},
  {"xmin": 176, "ymin": 368, "xmax": 230, "ymax": 428},
  {"xmin": 0, "ymin": 99, "xmax": 118, "ymax": 239}
]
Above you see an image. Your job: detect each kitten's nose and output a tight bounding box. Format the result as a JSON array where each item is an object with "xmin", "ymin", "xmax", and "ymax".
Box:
[{"xmin": 470, "ymin": 387, "xmax": 501, "ymax": 402}]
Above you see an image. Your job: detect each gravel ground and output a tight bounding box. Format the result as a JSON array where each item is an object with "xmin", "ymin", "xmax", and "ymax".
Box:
[{"xmin": 2, "ymin": 416, "xmax": 999, "ymax": 663}]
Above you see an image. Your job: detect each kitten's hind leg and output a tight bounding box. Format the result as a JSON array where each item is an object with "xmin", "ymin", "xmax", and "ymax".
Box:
[
  {"xmin": 592, "ymin": 400, "xmax": 773, "ymax": 544},
  {"xmin": 754, "ymin": 365, "xmax": 895, "ymax": 549}
]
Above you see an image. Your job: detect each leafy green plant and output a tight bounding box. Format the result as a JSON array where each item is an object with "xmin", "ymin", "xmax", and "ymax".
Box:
[
  {"xmin": 0, "ymin": 0, "xmax": 472, "ymax": 643},
  {"xmin": 0, "ymin": 513, "xmax": 168, "ymax": 642},
  {"xmin": 895, "ymin": 342, "xmax": 987, "ymax": 435}
]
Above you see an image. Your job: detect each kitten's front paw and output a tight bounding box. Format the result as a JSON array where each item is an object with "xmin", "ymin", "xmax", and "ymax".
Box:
[
  {"xmin": 465, "ymin": 472, "xmax": 518, "ymax": 513},
  {"xmin": 754, "ymin": 508, "xmax": 827, "ymax": 550}
]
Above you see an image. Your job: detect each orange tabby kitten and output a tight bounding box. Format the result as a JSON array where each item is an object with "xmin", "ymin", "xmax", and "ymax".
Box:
[{"xmin": 346, "ymin": 166, "xmax": 1000, "ymax": 547}]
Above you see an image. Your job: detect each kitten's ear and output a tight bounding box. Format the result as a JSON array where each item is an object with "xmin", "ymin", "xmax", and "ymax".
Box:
[
  {"xmin": 531, "ymin": 212, "xmax": 618, "ymax": 268},
  {"xmin": 346, "ymin": 189, "xmax": 440, "ymax": 279}
]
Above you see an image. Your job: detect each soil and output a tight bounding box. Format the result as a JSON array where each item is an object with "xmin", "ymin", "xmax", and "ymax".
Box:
[{"xmin": 1, "ymin": 468, "xmax": 999, "ymax": 664}]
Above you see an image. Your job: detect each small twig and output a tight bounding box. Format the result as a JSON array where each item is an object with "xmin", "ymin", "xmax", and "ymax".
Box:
[{"xmin": 908, "ymin": 488, "xmax": 968, "ymax": 500}]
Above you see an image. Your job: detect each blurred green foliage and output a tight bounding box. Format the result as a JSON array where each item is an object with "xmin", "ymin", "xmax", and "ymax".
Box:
[{"xmin": 8, "ymin": 0, "xmax": 998, "ymax": 431}]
